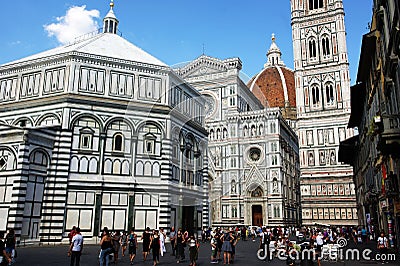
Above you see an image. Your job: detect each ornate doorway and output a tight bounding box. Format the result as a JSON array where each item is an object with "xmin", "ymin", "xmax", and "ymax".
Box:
[{"xmin": 252, "ymin": 205, "xmax": 263, "ymax": 226}]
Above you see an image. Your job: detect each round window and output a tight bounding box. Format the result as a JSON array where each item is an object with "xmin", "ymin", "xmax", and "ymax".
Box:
[{"xmin": 249, "ymin": 147, "xmax": 261, "ymax": 162}]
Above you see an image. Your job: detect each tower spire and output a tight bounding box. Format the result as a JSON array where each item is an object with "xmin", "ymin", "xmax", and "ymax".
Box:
[{"xmin": 103, "ymin": 0, "xmax": 119, "ymax": 34}]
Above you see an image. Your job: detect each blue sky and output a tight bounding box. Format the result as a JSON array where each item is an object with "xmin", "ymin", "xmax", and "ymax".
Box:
[{"xmin": 1, "ymin": 0, "xmax": 372, "ymax": 84}]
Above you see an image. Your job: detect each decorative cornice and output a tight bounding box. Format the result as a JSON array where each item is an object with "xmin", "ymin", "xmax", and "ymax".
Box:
[
  {"xmin": 1, "ymin": 51, "xmax": 169, "ymax": 77},
  {"xmin": 175, "ymin": 55, "xmax": 242, "ymax": 77}
]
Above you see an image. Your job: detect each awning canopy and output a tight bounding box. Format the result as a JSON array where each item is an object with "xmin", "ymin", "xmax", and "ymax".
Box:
[
  {"xmin": 348, "ymin": 82, "xmax": 366, "ymax": 128},
  {"xmin": 338, "ymin": 135, "xmax": 359, "ymax": 165},
  {"xmin": 356, "ymin": 30, "xmax": 377, "ymax": 83}
]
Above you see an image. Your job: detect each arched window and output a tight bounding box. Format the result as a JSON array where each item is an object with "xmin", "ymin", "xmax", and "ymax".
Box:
[
  {"xmin": 172, "ymin": 140, "xmax": 179, "ymax": 159},
  {"xmin": 308, "ymin": 39, "xmax": 317, "ymax": 59},
  {"xmin": 223, "ymin": 128, "xmax": 228, "ymax": 139},
  {"xmin": 271, "ymin": 142, "xmax": 277, "ymax": 152},
  {"xmin": 270, "ymin": 123, "xmax": 276, "ymax": 133},
  {"xmin": 311, "ymin": 85, "xmax": 321, "ymax": 106},
  {"xmin": 309, "ymin": 0, "xmax": 324, "ymax": 10},
  {"xmin": 321, "ymin": 36, "xmax": 331, "ymax": 57},
  {"xmin": 325, "ymin": 83, "xmax": 335, "ymax": 105},
  {"xmin": 79, "ymin": 128, "xmax": 94, "ymax": 150},
  {"xmin": 271, "ymin": 155, "xmax": 278, "ymax": 165},
  {"xmin": 113, "ymin": 133, "xmax": 124, "ymax": 152},
  {"xmin": 232, "ymin": 206, "xmax": 238, "ymax": 218},
  {"xmin": 144, "ymin": 134, "xmax": 156, "ymax": 154},
  {"xmin": 230, "ymin": 97, "xmax": 236, "ymax": 106},
  {"xmin": 259, "ymin": 124, "xmax": 264, "ymax": 135},
  {"xmin": 138, "ymin": 123, "xmax": 162, "ymax": 156},
  {"xmin": 209, "ymin": 129, "xmax": 214, "ymax": 140},
  {"xmin": 185, "ymin": 136, "xmax": 194, "ymax": 162},
  {"xmin": 251, "ymin": 125, "xmax": 256, "ymax": 136},
  {"xmin": 30, "ymin": 150, "xmax": 49, "ymax": 166}
]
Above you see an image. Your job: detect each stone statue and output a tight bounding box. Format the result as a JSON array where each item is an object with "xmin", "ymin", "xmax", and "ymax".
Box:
[{"xmin": 273, "ymin": 180, "xmax": 278, "ymax": 193}]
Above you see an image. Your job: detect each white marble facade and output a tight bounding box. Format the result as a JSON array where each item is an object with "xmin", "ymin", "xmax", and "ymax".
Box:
[
  {"xmin": 0, "ymin": 4, "xmax": 208, "ymax": 243},
  {"xmin": 290, "ymin": 0, "xmax": 358, "ymax": 225},
  {"xmin": 175, "ymin": 56, "xmax": 301, "ymax": 227}
]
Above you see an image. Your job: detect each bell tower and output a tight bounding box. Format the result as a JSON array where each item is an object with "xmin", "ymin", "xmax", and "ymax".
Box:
[{"xmin": 290, "ymin": 0, "xmax": 357, "ymax": 226}]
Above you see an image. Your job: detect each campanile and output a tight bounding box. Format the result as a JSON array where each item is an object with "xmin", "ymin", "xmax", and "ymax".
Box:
[{"xmin": 291, "ymin": 0, "xmax": 358, "ymax": 225}]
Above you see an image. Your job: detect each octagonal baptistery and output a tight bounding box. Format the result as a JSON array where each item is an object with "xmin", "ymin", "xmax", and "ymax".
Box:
[
  {"xmin": 0, "ymin": 1, "xmax": 209, "ymax": 244},
  {"xmin": 247, "ymin": 35, "xmax": 297, "ymax": 123}
]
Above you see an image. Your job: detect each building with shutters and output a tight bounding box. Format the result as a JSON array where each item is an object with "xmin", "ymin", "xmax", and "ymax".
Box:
[{"xmin": 340, "ymin": 0, "xmax": 400, "ymax": 247}]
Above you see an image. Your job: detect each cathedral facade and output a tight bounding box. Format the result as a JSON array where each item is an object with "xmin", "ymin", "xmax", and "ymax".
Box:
[
  {"xmin": 175, "ymin": 38, "xmax": 301, "ymax": 227},
  {"xmin": 0, "ymin": 3, "xmax": 209, "ymax": 243},
  {"xmin": 290, "ymin": 0, "xmax": 358, "ymax": 225}
]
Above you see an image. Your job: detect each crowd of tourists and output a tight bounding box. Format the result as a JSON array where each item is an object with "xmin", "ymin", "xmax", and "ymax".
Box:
[
  {"xmin": 253, "ymin": 225, "xmax": 393, "ymax": 265},
  {"xmin": 93, "ymin": 226, "xmax": 199, "ymax": 266},
  {"xmin": 0, "ymin": 224, "xmax": 394, "ymax": 265},
  {"xmin": 95, "ymin": 225, "xmax": 392, "ymax": 265}
]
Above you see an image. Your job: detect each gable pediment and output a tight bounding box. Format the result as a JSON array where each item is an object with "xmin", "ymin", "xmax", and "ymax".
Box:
[
  {"xmin": 245, "ymin": 165, "xmax": 265, "ymax": 192},
  {"xmin": 175, "ymin": 55, "xmax": 242, "ymax": 79}
]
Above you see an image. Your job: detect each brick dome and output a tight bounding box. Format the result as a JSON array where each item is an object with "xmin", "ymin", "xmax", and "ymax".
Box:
[
  {"xmin": 247, "ymin": 34, "xmax": 296, "ymax": 110},
  {"xmin": 248, "ymin": 66, "xmax": 296, "ymax": 108}
]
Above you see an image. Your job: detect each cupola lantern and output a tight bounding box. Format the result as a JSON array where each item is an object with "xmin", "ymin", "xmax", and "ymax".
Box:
[{"xmin": 103, "ymin": 0, "xmax": 119, "ymax": 34}]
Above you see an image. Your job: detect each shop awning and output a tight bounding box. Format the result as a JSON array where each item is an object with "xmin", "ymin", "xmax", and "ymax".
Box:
[{"xmin": 338, "ymin": 135, "xmax": 359, "ymax": 165}]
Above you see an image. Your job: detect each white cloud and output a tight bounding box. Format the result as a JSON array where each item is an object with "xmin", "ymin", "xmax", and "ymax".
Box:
[
  {"xmin": 44, "ymin": 5, "xmax": 100, "ymax": 45},
  {"xmin": 8, "ymin": 41, "xmax": 21, "ymax": 46}
]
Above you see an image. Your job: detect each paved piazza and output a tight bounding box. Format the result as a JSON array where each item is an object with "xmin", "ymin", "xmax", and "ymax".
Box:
[{"xmin": 14, "ymin": 239, "xmax": 399, "ymax": 266}]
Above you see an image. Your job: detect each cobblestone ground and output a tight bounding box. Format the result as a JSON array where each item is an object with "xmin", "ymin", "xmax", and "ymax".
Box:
[{"xmin": 11, "ymin": 239, "xmax": 399, "ymax": 266}]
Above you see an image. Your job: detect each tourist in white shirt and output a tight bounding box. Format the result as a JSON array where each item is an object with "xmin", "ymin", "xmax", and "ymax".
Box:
[
  {"xmin": 377, "ymin": 232, "xmax": 388, "ymax": 264},
  {"xmin": 315, "ymin": 232, "xmax": 324, "ymax": 266},
  {"xmin": 68, "ymin": 227, "xmax": 84, "ymax": 266},
  {"xmin": 316, "ymin": 232, "xmax": 324, "ymax": 248},
  {"xmin": 159, "ymin": 228, "xmax": 166, "ymax": 256}
]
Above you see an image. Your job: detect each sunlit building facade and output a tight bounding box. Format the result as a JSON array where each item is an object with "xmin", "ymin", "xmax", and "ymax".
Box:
[{"xmin": 0, "ymin": 3, "xmax": 209, "ymax": 243}]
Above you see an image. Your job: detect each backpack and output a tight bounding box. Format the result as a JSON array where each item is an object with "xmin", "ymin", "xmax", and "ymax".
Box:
[
  {"xmin": 5, "ymin": 234, "xmax": 15, "ymax": 246},
  {"xmin": 264, "ymin": 232, "xmax": 270, "ymax": 244},
  {"xmin": 129, "ymin": 235, "xmax": 135, "ymax": 246}
]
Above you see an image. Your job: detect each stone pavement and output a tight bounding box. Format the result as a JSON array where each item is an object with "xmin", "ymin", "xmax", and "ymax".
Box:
[{"xmin": 11, "ymin": 238, "xmax": 399, "ymax": 266}]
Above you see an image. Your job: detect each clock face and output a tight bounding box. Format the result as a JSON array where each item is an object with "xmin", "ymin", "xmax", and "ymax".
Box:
[{"xmin": 204, "ymin": 94, "xmax": 216, "ymax": 118}]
